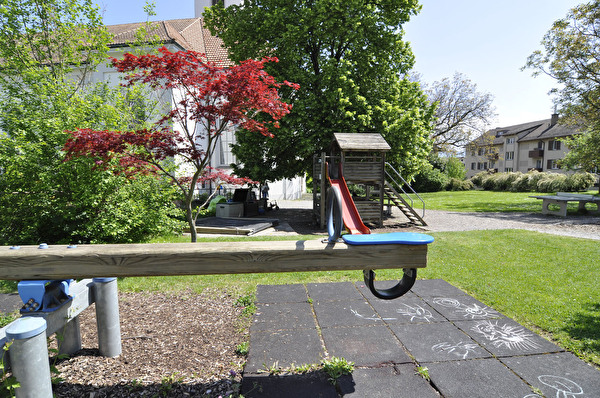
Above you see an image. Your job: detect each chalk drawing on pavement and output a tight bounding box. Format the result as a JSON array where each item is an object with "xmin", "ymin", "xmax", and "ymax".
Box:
[{"xmin": 471, "ymin": 320, "xmax": 540, "ymax": 351}]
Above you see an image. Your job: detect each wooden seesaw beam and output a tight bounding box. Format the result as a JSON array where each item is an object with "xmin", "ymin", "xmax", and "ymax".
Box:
[{"xmin": 0, "ymin": 240, "xmax": 428, "ymax": 280}]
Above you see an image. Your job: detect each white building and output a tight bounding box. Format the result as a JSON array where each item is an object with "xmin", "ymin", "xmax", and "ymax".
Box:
[
  {"xmin": 464, "ymin": 114, "xmax": 582, "ymax": 178},
  {"xmin": 94, "ymin": 1, "xmax": 305, "ymax": 200}
]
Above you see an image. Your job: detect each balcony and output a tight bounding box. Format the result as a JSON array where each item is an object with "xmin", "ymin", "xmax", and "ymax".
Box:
[{"xmin": 529, "ymin": 149, "xmax": 544, "ymax": 158}]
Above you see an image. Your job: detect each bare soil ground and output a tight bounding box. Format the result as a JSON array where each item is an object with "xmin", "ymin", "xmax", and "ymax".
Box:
[{"xmin": 52, "ymin": 290, "xmax": 249, "ymax": 398}]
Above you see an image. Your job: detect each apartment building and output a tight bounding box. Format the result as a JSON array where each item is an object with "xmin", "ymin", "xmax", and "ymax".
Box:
[{"xmin": 464, "ymin": 114, "xmax": 580, "ymax": 178}]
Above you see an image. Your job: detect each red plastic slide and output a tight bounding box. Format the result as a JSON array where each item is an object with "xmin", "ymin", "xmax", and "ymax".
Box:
[{"xmin": 328, "ymin": 173, "xmax": 371, "ymax": 235}]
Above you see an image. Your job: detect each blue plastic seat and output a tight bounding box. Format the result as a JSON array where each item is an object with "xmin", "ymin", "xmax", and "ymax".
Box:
[{"xmin": 342, "ymin": 232, "xmax": 434, "ymax": 246}]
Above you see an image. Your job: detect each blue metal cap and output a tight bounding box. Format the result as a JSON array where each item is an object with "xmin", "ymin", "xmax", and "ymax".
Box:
[
  {"xmin": 93, "ymin": 277, "xmax": 116, "ymax": 283},
  {"xmin": 9, "ymin": 246, "xmax": 20, "ymax": 250},
  {"xmin": 6, "ymin": 317, "xmax": 47, "ymax": 340},
  {"xmin": 38, "ymin": 243, "xmax": 48, "ymax": 249}
]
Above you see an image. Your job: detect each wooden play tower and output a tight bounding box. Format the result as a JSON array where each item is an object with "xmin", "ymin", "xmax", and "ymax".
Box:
[{"xmin": 313, "ymin": 133, "xmax": 426, "ymax": 229}]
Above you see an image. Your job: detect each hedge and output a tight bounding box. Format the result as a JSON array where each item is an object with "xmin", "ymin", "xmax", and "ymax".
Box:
[{"xmin": 470, "ymin": 171, "xmax": 596, "ymax": 193}]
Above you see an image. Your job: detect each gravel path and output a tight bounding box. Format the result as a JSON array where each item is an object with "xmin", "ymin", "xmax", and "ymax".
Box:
[
  {"xmin": 421, "ymin": 209, "xmax": 600, "ymax": 240},
  {"xmin": 276, "ymin": 199, "xmax": 600, "ymax": 241}
]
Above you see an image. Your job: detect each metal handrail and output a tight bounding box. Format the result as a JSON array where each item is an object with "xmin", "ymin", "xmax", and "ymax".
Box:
[{"xmin": 384, "ymin": 163, "xmax": 426, "ymax": 218}]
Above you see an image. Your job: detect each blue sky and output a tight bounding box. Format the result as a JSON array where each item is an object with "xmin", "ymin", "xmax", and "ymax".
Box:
[{"xmin": 100, "ymin": 0, "xmax": 581, "ymax": 128}]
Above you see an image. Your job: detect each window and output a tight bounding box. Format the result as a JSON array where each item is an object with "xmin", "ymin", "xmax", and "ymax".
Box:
[
  {"xmin": 537, "ymin": 141, "xmax": 544, "ymax": 149},
  {"xmin": 536, "ymin": 159, "xmax": 542, "ymax": 169},
  {"xmin": 505, "ymin": 167, "xmax": 513, "ymax": 172},
  {"xmin": 506, "ymin": 137, "xmax": 515, "ymax": 144},
  {"xmin": 471, "ymin": 162, "xmax": 476, "ymax": 170},
  {"xmin": 483, "ymin": 162, "xmax": 488, "ymax": 170},
  {"xmin": 548, "ymin": 140, "xmax": 561, "ymax": 150},
  {"xmin": 505, "ymin": 151, "xmax": 514, "ymax": 160},
  {"xmin": 547, "ymin": 159, "xmax": 559, "ymax": 169},
  {"xmin": 478, "ymin": 148, "xmax": 484, "ymax": 156},
  {"xmin": 217, "ymin": 130, "xmax": 237, "ymax": 166}
]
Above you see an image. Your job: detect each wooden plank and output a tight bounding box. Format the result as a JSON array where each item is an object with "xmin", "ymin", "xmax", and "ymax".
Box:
[
  {"xmin": 0, "ymin": 240, "xmax": 428, "ymax": 280},
  {"xmin": 334, "ymin": 133, "xmax": 391, "ymax": 152}
]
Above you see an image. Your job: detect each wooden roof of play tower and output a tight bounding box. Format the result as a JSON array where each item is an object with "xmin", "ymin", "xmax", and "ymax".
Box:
[{"xmin": 332, "ymin": 133, "xmax": 391, "ymax": 153}]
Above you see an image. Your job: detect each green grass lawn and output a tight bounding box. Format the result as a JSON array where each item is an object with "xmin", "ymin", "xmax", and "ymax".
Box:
[{"xmin": 408, "ymin": 189, "xmax": 598, "ymax": 213}]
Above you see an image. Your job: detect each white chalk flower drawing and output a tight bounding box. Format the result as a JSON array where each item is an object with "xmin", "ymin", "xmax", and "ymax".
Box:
[
  {"xmin": 432, "ymin": 297, "xmax": 499, "ymax": 319},
  {"xmin": 471, "ymin": 320, "xmax": 540, "ymax": 351},
  {"xmin": 396, "ymin": 304, "xmax": 435, "ymax": 323},
  {"xmin": 431, "ymin": 341, "xmax": 479, "ymax": 359},
  {"xmin": 522, "ymin": 375, "xmax": 584, "ymax": 398},
  {"xmin": 538, "ymin": 375, "xmax": 583, "ymax": 398}
]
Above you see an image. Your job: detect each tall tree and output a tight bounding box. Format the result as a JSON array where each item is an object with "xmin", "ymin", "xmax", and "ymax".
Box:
[
  {"xmin": 524, "ymin": 0, "xmax": 600, "ymax": 184},
  {"xmin": 64, "ymin": 48, "xmax": 297, "ymax": 242},
  {"xmin": 204, "ymin": 0, "xmax": 435, "ymax": 182},
  {"xmin": 424, "ymin": 72, "xmax": 496, "ymax": 153}
]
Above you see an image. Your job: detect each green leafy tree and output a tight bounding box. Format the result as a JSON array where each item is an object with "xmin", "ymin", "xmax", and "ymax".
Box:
[
  {"xmin": 204, "ymin": 0, "xmax": 435, "ymax": 182},
  {"xmin": 524, "ymin": 1, "xmax": 600, "ymax": 188},
  {"xmin": 0, "ymin": 0, "xmax": 181, "ymax": 244}
]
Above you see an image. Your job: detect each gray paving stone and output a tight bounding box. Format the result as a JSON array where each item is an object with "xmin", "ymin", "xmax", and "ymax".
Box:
[
  {"xmin": 455, "ymin": 318, "xmax": 564, "ymax": 357},
  {"xmin": 313, "ymin": 299, "xmax": 382, "ymax": 328},
  {"xmin": 390, "ymin": 322, "xmax": 491, "ymax": 363},
  {"xmin": 367, "ymin": 296, "xmax": 445, "ymax": 324},
  {"xmin": 410, "ymin": 278, "xmax": 468, "ymax": 298},
  {"xmin": 245, "ymin": 328, "xmax": 324, "ymax": 373},
  {"xmin": 355, "ymin": 280, "xmax": 418, "ymax": 300},
  {"xmin": 241, "ymin": 373, "xmax": 337, "ymax": 398},
  {"xmin": 256, "ymin": 284, "xmax": 308, "ymax": 303},
  {"xmin": 321, "ymin": 325, "xmax": 412, "ymax": 366},
  {"xmin": 250, "ymin": 302, "xmax": 316, "ymax": 332},
  {"xmin": 501, "ymin": 352, "xmax": 600, "ymax": 397},
  {"xmin": 338, "ymin": 365, "xmax": 440, "ymax": 398},
  {"xmin": 426, "ymin": 358, "xmax": 533, "ymax": 397},
  {"xmin": 306, "ymin": 282, "xmax": 365, "ymax": 302},
  {"xmin": 423, "ymin": 295, "xmax": 503, "ymax": 321}
]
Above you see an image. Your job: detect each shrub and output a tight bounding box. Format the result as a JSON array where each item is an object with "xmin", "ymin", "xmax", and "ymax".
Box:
[
  {"xmin": 412, "ymin": 165, "xmax": 449, "ymax": 192},
  {"xmin": 472, "ymin": 170, "xmax": 595, "ymax": 193},
  {"xmin": 536, "ymin": 173, "xmax": 568, "ymax": 193},
  {"xmin": 446, "ymin": 178, "xmax": 474, "ymax": 191},
  {"xmin": 470, "ymin": 171, "xmax": 490, "ymax": 187},
  {"xmin": 565, "ymin": 173, "xmax": 596, "ymax": 192}
]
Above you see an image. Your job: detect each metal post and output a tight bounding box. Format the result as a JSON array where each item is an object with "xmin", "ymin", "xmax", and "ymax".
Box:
[
  {"xmin": 58, "ymin": 317, "xmax": 81, "ymax": 356},
  {"xmin": 6, "ymin": 317, "xmax": 52, "ymax": 398},
  {"xmin": 93, "ymin": 277, "xmax": 121, "ymax": 357}
]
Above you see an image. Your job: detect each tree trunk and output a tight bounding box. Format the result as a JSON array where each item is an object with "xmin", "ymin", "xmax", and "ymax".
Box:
[{"xmin": 186, "ymin": 202, "xmax": 197, "ymax": 243}]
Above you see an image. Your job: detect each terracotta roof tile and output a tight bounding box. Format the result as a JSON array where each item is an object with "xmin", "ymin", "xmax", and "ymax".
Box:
[{"xmin": 106, "ymin": 18, "xmax": 231, "ymax": 66}]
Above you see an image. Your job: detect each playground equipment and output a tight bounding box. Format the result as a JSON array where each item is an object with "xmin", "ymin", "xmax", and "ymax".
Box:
[
  {"xmin": 1, "ymin": 276, "xmax": 121, "ymax": 397},
  {"xmin": 325, "ymin": 161, "xmax": 433, "ymax": 299},
  {"xmin": 313, "ymin": 133, "xmax": 426, "ymax": 228}
]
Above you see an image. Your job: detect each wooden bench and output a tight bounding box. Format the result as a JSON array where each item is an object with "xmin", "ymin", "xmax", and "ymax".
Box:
[
  {"xmin": 529, "ymin": 192, "xmax": 600, "ymax": 217},
  {"xmin": 0, "ymin": 238, "xmax": 430, "ymax": 281}
]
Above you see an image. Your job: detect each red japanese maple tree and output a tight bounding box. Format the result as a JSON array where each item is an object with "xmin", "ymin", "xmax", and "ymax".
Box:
[{"xmin": 64, "ymin": 47, "xmax": 298, "ymax": 241}]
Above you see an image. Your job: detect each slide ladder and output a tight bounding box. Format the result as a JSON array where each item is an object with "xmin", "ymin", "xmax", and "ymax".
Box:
[{"xmin": 384, "ymin": 163, "xmax": 427, "ymax": 226}]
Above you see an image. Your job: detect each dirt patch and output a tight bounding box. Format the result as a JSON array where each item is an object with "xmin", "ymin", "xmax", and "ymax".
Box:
[{"xmin": 52, "ymin": 290, "xmax": 249, "ymax": 397}]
